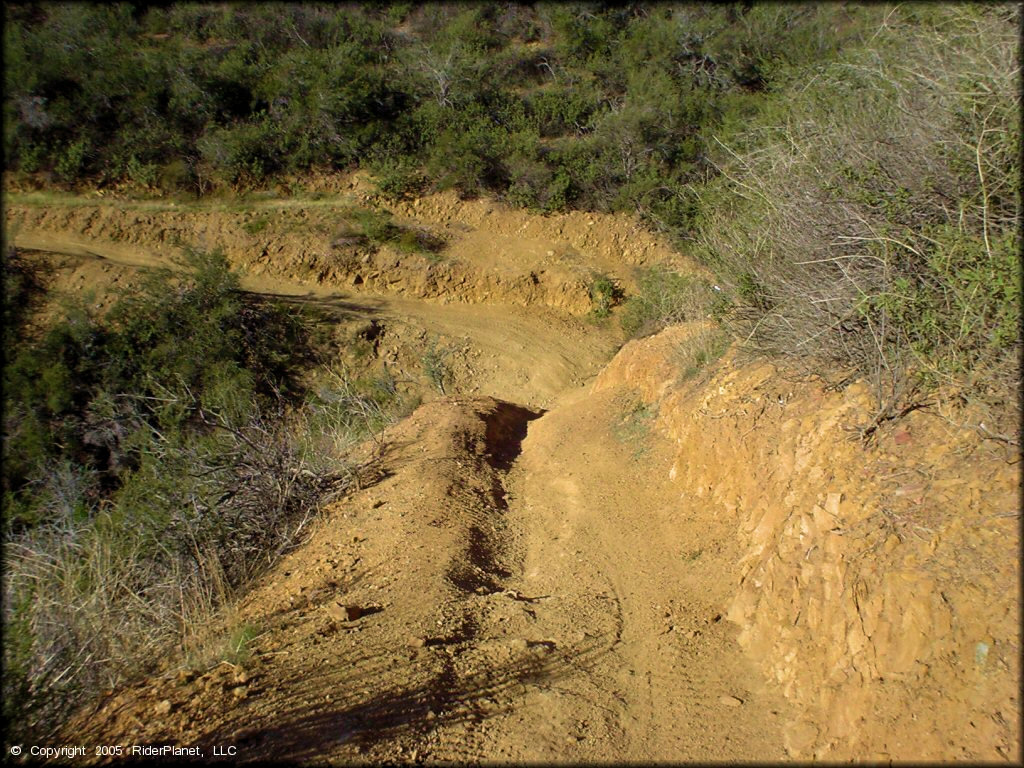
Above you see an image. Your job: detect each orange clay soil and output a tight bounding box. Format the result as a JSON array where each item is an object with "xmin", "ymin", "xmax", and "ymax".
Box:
[{"xmin": 8, "ymin": 178, "xmax": 1019, "ymax": 763}]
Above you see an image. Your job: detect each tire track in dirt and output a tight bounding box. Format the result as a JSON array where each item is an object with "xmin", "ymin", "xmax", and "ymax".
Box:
[{"xmin": 453, "ymin": 385, "xmax": 792, "ymax": 762}]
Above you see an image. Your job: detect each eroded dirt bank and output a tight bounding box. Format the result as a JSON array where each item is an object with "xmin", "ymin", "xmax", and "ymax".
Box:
[
  {"xmin": 597, "ymin": 326, "xmax": 1021, "ymax": 761},
  {"xmin": 6, "ymin": 174, "xmax": 693, "ymax": 318}
]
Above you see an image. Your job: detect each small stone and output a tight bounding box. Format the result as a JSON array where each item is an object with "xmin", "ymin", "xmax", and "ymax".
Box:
[
  {"xmin": 508, "ymin": 638, "xmax": 528, "ymax": 652},
  {"xmin": 154, "ymin": 699, "xmax": 173, "ymax": 716},
  {"xmin": 232, "ymin": 686, "xmax": 248, "ymax": 700},
  {"xmin": 326, "ymin": 602, "xmax": 362, "ymax": 622},
  {"xmin": 824, "ymin": 492, "xmax": 842, "ymax": 517},
  {"xmin": 408, "ymin": 636, "xmax": 427, "ymax": 648},
  {"xmin": 719, "ymin": 695, "xmax": 743, "ymax": 707},
  {"xmin": 894, "ymin": 430, "xmax": 912, "ymax": 446}
]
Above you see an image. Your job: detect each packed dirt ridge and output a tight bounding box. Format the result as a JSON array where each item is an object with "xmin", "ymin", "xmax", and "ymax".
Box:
[{"xmin": 12, "ymin": 180, "xmax": 1019, "ymax": 763}]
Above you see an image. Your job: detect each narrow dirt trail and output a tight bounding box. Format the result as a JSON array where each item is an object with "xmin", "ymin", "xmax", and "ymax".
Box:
[
  {"xmin": 18, "ymin": 207, "xmax": 792, "ymax": 761},
  {"xmin": 446, "ymin": 385, "xmax": 790, "ymax": 762}
]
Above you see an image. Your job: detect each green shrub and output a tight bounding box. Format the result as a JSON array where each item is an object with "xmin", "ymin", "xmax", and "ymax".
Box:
[
  {"xmin": 1, "ymin": 247, "xmax": 348, "ymax": 741},
  {"xmin": 333, "ymin": 205, "xmax": 444, "ymax": 257},
  {"xmin": 368, "ymin": 157, "xmax": 427, "ymax": 201},
  {"xmin": 241, "ymin": 213, "xmax": 271, "ymax": 235},
  {"xmin": 619, "ymin": 267, "xmax": 719, "ymax": 338},
  {"xmin": 4, "ymin": 2, "xmax": 874, "ymax": 211}
]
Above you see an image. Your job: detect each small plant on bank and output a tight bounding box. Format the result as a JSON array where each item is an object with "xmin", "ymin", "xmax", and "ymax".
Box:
[
  {"xmin": 241, "ymin": 213, "xmax": 271, "ymax": 236},
  {"xmin": 588, "ymin": 273, "xmax": 621, "ymax": 320},
  {"xmin": 421, "ymin": 340, "xmax": 452, "ymax": 395},
  {"xmin": 369, "ymin": 157, "xmax": 428, "ymax": 201},
  {"xmin": 333, "ymin": 206, "xmax": 445, "ymax": 258},
  {"xmin": 612, "ymin": 399, "xmax": 655, "ymax": 459},
  {"xmin": 619, "ymin": 266, "xmax": 721, "ymax": 339}
]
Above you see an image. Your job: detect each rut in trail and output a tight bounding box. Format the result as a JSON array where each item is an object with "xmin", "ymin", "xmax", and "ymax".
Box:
[{"xmin": 68, "ymin": 383, "xmax": 789, "ymax": 763}]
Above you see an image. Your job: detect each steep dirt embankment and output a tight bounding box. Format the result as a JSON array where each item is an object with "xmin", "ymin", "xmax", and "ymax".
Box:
[
  {"xmin": 596, "ymin": 326, "xmax": 1020, "ymax": 761},
  {"xmin": 5, "ymin": 176, "xmax": 689, "ymax": 317}
]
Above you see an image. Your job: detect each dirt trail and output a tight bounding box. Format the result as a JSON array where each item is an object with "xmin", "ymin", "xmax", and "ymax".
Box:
[
  {"xmin": 10, "ymin": 232, "xmax": 616, "ymax": 409},
  {"xmin": 455, "ymin": 385, "xmax": 789, "ymax": 761},
  {"xmin": 69, "ymin": 389, "xmax": 789, "ymax": 763},
  {"xmin": 16, "ymin": 187, "xmax": 1014, "ymax": 762},
  {"xmin": 6, "ymin": 178, "xmax": 697, "ymax": 318}
]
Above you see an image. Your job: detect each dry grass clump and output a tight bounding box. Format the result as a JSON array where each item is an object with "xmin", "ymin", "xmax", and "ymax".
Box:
[
  {"xmin": 695, "ymin": 4, "xmax": 1020, "ymax": 426},
  {"xmin": 3, "ymin": 400, "xmax": 369, "ymax": 740}
]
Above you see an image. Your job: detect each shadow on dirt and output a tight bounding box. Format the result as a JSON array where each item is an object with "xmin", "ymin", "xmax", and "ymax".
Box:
[
  {"xmin": 482, "ymin": 401, "xmax": 544, "ymax": 471},
  {"xmin": 254, "ymin": 291, "xmax": 383, "ymax": 323},
  {"xmin": 198, "ymin": 632, "xmax": 612, "ymax": 763}
]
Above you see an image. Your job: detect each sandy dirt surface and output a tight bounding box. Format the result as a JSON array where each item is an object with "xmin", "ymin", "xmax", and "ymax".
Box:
[
  {"xmin": 65, "ymin": 391, "xmax": 789, "ymax": 764},
  {"xmin": 9, "ymin": 184, "xmax": 1019, "ymax": 763}
]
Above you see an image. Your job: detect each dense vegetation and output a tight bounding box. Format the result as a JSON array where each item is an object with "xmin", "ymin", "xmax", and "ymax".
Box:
[
  {"xmin": 5, "ymin": 2, "xmax": 877, "ymax": 236},
  {"xmin": 1, "ymin": 0, "xmax": 1019, "ymax": 741},
  {"xmin": 693, "ymin": 3, "xmax": 1020, "ymax": 425},
  {"xmin": 1, "ymin": 247, "xmax": 401, "ymax": 738}
]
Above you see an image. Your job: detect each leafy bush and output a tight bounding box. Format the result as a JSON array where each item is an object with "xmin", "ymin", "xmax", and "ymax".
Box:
[{"xmin": 368, "ymin": 156, "xmax": 427, "ymax": 201}]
